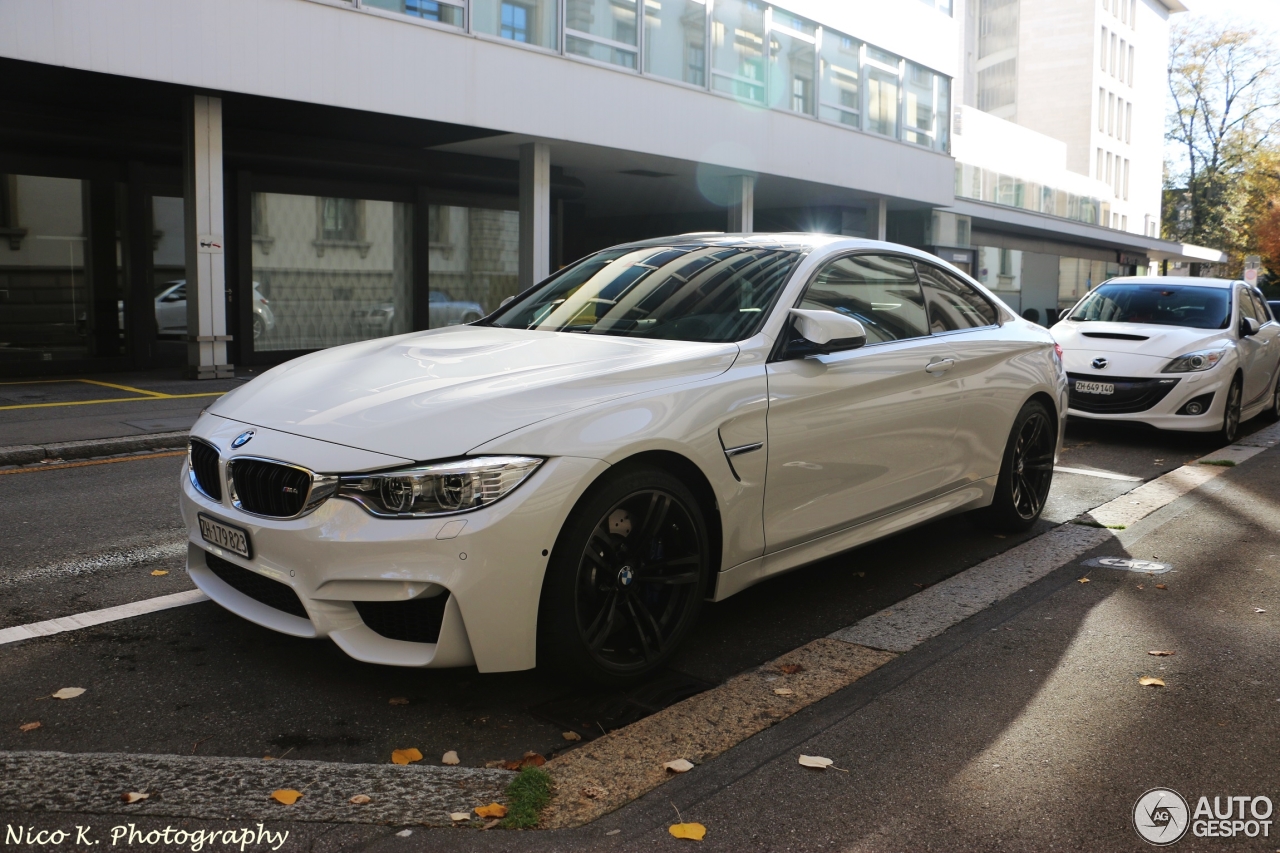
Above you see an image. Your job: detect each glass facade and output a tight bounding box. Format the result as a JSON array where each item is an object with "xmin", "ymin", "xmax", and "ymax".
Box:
[
  {"xmin": 955, "ymin": 163, "xmax": 1104, "ymax": 227},
  {"xmin": 426, "ymin": 204, "xmax": 519, "ymax": 328},
  {"xmin": 250, "ymin": 192, "xmax": 413, "ymax": 352},
  {"xmin": 357, "ymin": 0, "xmax": 951, "ymax": 153}
]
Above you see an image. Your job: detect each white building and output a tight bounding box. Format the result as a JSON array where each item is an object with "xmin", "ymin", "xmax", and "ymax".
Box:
[{"xmin": 0, "ymin": 0, "xmax": 1218, "ymax": 377}]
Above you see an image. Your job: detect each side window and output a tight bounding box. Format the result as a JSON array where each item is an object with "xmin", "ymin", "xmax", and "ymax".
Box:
[
  {"xmin": 1249, "ymin": 289, "xmax": 1271, "ymax": 322},
  {"xmin": 1238, "ymin": 287, "xmax": 1260, "ymax": 322},
  {"xmin": 916, "ymin": 263, "xmax": 999, "ymax": 332},
  {"xmin": 799, "ymin": 254, "xmax": 928, "ymax": 344}
]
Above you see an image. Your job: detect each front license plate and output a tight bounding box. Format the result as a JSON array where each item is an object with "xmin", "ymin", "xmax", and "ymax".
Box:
[
  {"xmin": 1074, "ymin": 381, "xmax": 1115, "ymax": 395},
  {"xmin": 198, "ymin": 513, "xmax": 252, "ymax": 559}
]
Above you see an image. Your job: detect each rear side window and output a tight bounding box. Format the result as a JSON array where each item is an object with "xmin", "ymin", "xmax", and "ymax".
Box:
[
  {"xmin": 799, "ymin": 254, "xmax": 928, "ymax": 344},
  {"xmin": 915, "ymin": 263, "xmax": 999, "ymax": 332},
  {"xmin": 1239, "ymin": 287, "xmax": 1261, "ymax": 322},
  {"xmin": 1249, "ymin": 289, "xmax": 1270, "ymax": 322}
]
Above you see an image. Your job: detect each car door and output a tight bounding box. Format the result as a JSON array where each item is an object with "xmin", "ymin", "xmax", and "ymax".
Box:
[
  {"xmin": 763, "ymin": 252, "xmax": 964, "ymax": 553},
  {"xmin": 1236, "ymin": 285, "xmax": 1272, "ymax": 407},
  {"xmin": 915, "ymin": 261, "xmax": 1021, "ymax": 483},
  {"xmin": 1245, "ymin": 287, "xmax": 1280, "ymax": 404}
]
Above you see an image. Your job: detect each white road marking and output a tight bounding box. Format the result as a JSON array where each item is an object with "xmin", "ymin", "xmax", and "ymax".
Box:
[
  {"xmin": 0, "ymin": 589, "xmax": 208, "ymax": 646},
  {"xmin": 0, "ymin": 540, "xmax": 186, "ymax": 587},
  {"xmin": 1053, "ymin": 465, "xmax": 1143, "ymax": 482}
]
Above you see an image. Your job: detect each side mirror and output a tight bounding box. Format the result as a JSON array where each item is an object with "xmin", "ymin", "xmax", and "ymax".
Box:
[
  {"xmin": 788, "ymin": 308, "xmax": 867, "ymax": 355},
  {"xmin": 1242, "ymin": 316, "xmax": 1262, "ymax": 337}
]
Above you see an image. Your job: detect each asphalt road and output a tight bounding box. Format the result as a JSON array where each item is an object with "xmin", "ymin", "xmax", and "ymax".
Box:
[{"xmin": 0, "ymin": 417, "xmax": 1264, "ymax": 773}]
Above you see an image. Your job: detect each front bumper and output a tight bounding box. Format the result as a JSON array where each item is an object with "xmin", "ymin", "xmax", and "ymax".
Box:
[
  {"xmin": 1066, "ymin": 369, "xmax": 1229, "ymax": 432},
  {"xmin": 180, "ymin": 421, "xmax": 607, "ymax": 672}
]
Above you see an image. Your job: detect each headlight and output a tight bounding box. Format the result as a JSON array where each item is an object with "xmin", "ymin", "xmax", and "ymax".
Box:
[
  {"xmin": 1162, "ymin": 348, "xmax": 1226, "ymax": 373},
  {"xmin": 337, "ymin": 456, "xmax": 543, "ymax": 518}
]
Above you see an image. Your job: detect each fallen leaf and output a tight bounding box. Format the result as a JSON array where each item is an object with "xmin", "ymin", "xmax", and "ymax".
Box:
[
  {"xmin": 442, "ymin": 750, "xmax": 460, "ymax": 766},
  {"xmin": 1139, "ymin": 676, "xmax": 1166, "ymax": 687},
  {"xmin": 395, "ymin": 830, "xmax": 412, "ymax": 838},
  {"xmin": 773, "ymin": 687, "xmax": 794, "ymax": 696},
  {"xmin": 121, "ymin": 792, "xmax": 150, "ymax": 804},
  {"xmin": 449, "ymin": 812, "xmax": 470, "ymax": 822},
  {"xmin": 1148, "ymin": 650, "xmax": 1176, "ymax": 657},
  {"xmin": 606, "ymin": 829, "xmax": 621, "ymax": 836},
  {"xmin": 51, "ymin": 688, "xmax": 85, "ymax": 700},
  {"xmin": 580, "ymin": 785, "xmax": 607, "ymax": 799},
  {"xmin": 389, "ymin": 697, "xmax": 409, "ymax": 706},
  {"xmin": 349, "ymin": 794, "xmax": 372, "ymax": 805},
  {"xmin": 1136, "ymin": 584, "xmax": 1144, "ymax": 590},
  {"xmin": 669, "ymin": 823, "xmax": 707, "ymax": 841},
  {"xmin": 151, "ymin": 570, "xmax": 169, "ymax": 576},
  {"xmin": 475, "ymin": 803, "xmax": 507, "ymax": 819},
  {"xmin": 481, "ymin": 819, "xmax": 500, "ymax": 830},
  {"xmin": 779, "ymin": 664, "xmax": 804, "ymax": 675},
  {"xmin": 562, "ymin": 731, "xmax": 582, "ymax": 742},
  {"xmin": 19, "ymin": 722, "xmax": 41, "ymax": 732},
  {"xmin": 521, "ymin": 751, "xmax": 546, "ymax": 766},
  {"xmin": 391, "ymin": 748, "xmax": 423, "ymax": 765},
  {"xmin": 270, "ymin": 789, "xmax": 303, "ymax": 805},
  {"xmin": 857, "ymin": 572, "xmax": 866, "ymax": 577},
  {"xmin": 664, "ymin": 759, "xmax": 695, "ymax": 773},
  {"xmin": 1077, "ymin": 577, "xmax": 1090, "ymax": 584},
  {"xmin": 1155, "ymin": 584, "xmax": 1167, "ymax": 590},
  {"xmin": 798, "ymin": 755, "xmax": 834, "ymax": 769},
  {"xmin": 1257, "ymin": 608, "xmax": 1268, "ymax": 614}
]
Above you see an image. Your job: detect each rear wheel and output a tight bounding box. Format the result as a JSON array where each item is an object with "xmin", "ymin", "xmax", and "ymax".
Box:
[
  {"xmin": 1262, "ymin": 372, "xmax": 1280, "ymax": 423},
  {"xmin": 1220, "ymin": 376, "xmax": 1243, "ymax": 443},
  {"xmin": 974, "ymin": 400, "xmax": 1056, "ymax": 533},
  {"xmin": 538, "ymin": 466, "xmax": 709, "ymax": 685}
]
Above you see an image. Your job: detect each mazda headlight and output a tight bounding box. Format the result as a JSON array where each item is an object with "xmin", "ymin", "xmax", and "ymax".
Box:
[
  {"xmin": 337, "ymin": 456, "xmax": 543, "ymax": 518},
  {"xmin": 1162, "ymin": 348, "xmax": 1226, "ymax": 373}
]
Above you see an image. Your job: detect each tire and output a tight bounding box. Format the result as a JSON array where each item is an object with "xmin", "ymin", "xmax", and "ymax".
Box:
[
  {"xmin": 537, "ymin": 465, "xmax": 710, "ymax": 686},
  {"xmin": 973, "ymin": 399, "xmax": 1057, "ymax": 533},
  {"xmin": 252, "ymin": 315, "xmax": 264, "ymax": 341},
  {"xmin": 1262, "ymin": 372, "xmax": 1280, "ymax": 423},
  {"xmin": 1220, "ymin": 376, "xmax": 1243, "ymax": 443}
]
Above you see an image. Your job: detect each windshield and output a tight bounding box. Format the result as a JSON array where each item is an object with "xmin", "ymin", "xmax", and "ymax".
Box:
[
  {"xmin": 1068, "ymin": 283, "xmax": 1231, "ymax": 330},
  {"xmin": 485, "ymin": 244, "xmax": 803, "ymax": 343}
]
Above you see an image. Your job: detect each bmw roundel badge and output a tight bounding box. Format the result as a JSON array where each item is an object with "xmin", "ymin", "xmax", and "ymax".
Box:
[{"xmin": 231, "ymin": 430, "xmax": 256, "ymax": 449}]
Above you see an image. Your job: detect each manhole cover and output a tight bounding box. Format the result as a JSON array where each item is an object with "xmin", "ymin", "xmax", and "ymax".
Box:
[
  {"xmin": 1081, "ymin": 557, "xmax": 1173, "ymax": 574},
  {"xmin": 528, "ymin": 670, "xmax": 715, "ymax": 741}
]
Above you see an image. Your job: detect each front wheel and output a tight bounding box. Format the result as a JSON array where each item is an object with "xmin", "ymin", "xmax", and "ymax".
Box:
[
  {"xmin": 1220, "ymin": 376, "xmax": 1243, "ymax": 443},
  {"xmin": 1261, "ymin": 372, "xmax": 1280, "ymax": 423},
  {"xmin": 973, "ymin": 400, "xmax": 1057, "ymax": 533},
  {"xmin": 538, "ymin": 466, "xmax": 710, "ymax": 686}
]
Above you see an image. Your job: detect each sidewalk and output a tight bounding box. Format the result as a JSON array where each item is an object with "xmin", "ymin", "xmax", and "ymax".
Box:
[{"xmin": 0, "ymin": 370, "xmax": 248, "ymax": 464}]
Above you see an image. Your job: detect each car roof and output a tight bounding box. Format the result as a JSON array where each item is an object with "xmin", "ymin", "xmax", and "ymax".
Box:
[
  {"xmin": 1102, "ymin": 276, "xmax": 1239, "ymax": 289},
  {"xmin": 608, "ymin": 232, "xmax": 944, "ymax": 258}
]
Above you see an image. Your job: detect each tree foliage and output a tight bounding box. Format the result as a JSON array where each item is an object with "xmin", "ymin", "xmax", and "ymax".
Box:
[{"xmin": 1163, "ymin": 21, "xmax": 1280, "ymax": 273}]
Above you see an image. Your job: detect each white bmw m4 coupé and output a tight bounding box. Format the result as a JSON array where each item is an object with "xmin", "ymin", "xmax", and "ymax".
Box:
[
  {"xmin": 182, "ymin": 234, "xmax": 1066, "ymax": 683},
  {"xmin": 1053, "ymin": 277, "xmax": 1280, "ymax": 442}
]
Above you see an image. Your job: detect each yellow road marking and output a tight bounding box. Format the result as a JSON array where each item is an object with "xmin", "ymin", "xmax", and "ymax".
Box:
[
  {"xmin": 77, "ymin": 379, "xmax": 169, "ymax": 398},
  {"xmin": 0, "ymin": 450, "xmax": 186, "ymax": 475},
  {"xmin": 0, "ymin": 392, "xmax": 224, "ymax": 412}
]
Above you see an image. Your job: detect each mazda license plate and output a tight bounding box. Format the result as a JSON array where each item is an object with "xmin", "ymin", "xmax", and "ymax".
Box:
[
  {"xmin": 198, "ymin": 513, "xmax": 252, "ymax": 559},
  {"xmin": 1074, "ymin": 380, "xmax": 1115, "ymax": 395}
]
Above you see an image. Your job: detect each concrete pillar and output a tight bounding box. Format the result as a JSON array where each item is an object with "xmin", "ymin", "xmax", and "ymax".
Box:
[
  {"xmin": 865, "ymin": 197, "xmax": 888, "ymax": 242},
  {"xmin": 727, "ymin": 175, "xmax": 755, "ymax": 233},
  {"xmin": 519, "ymin": 142, "xmax": 551, "ymax": 290},
  {"xmin": 183, "ymin": 94, "xmax": 232, "ymax": 379}
]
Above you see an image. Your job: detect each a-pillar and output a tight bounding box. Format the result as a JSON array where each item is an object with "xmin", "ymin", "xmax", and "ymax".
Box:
[
  {"xmin": 183, "ymin": 94, "xmax": 232, "ymax": 379},
  {"xmin": 727, "ymin": 174, "xmax": 755, "ymax": 233},
  {"xmin": 519, "ymin": 142, "xmax": 551, "ymax": 290}
]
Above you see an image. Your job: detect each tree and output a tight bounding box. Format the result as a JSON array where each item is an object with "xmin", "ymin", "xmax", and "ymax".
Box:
[{"xmin": 1163, "ymin": 21, "xmax": 1280, "ymax": 269}]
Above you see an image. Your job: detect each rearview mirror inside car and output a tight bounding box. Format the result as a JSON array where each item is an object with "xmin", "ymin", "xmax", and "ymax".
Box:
[{"xmin": 788, "ymin": 308, "xmax": 867, "ymax": 356}]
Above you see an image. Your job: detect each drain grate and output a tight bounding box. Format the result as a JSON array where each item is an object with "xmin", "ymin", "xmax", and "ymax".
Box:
[{"xmin": 528, "ymin": 670, "xmax": 716, "ymax": 742}]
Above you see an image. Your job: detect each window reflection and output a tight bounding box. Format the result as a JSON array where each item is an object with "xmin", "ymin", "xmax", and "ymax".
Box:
[
  {"xmin": 818, "ymin": 33, "xmax": 860, "ymax": 127},
  {"xmin": 768, "ymin": 10, "xmax": 816, "ymax": 115},
  {"xmin": 866, "ymin": 65, "xmax": 900, "ymax": 137},
  {"xmin": 711, "ymin": 0, "xmax": 766, "ymax": 105},
  {"xmin": 567, "ymin": 0, "xmax": 639, "ymax": 68},
  {"xmin": 250, "ymin": 192, "xmax": 413, "ymax": 352},
  {"xmin": 427, "ymin": 205, "xmax": 519, "ymax": 329},
  {"xmin": 644, "ymin": 0, "xmax": 707, "ymax": 85},
  {"xmin": 363, "ymin": 0, "xmax": 464, "ymax": 26},
  {"xmin": 474, "ymin": 0, "xmax": 559, "ymax": 49}
]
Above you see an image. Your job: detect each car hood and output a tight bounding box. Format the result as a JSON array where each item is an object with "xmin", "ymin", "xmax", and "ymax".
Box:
[
  {"xmin": 1052, "ymin": 321, "xmax": 1230, "ymax": 358},
  {"xmin": 207, "ymin": 326, "xmax": 740, "ymax": 462}
]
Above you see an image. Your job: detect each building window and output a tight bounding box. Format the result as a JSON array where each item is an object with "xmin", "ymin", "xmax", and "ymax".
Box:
[
  {"xmin": 1130, "ymin": 0, "xmax": 1136, "ymax": 29},
  {"xmin": 1108, "ymin": 92, "xmax": 1115, "ymax": 135},
  {"xmin": 1101, "ymin": 27, "xmax": 1108, "ymax": 70},
  {"xmin": 866, "ymin": 60, "xmax": 902, "ymax": 137},
  {"xmin": 1097, "ymin": 147, "xmax": 1104, "ymax": 178},
  {"xmin": 767, "ymin": 10, "xmax": 817, "ymax": 115},
  {"xmin": 643, "ymin": 0, "xmax": 707, "ymax": 86},
  {"xmin": 363, "ymin": 0, "xmax": 464, "ymax": 27},
  {"xmin": 818, "ymin": 34, "xmax": 861, "ymax": 127},
  {"xmin": 1118, "ymin": 39, "xmax": 1126, "ymax": 80},
  {"xmin": 1098, "ymin": 87, "xmax": 1106, "ymax": 131},
  {"xmin": 566, "ymin": 0, "xmax": 640, "ymax": 69},
  {"xmin": 502, "ymin": 2, "xmax": 530, "ymax": 40},
  {"xmin": 1123, "ymin": 159, "xmax": 1130, "ymax": 199},
  {"xmin": 710, "ymin": 0, "xmax": 767, "ymax": 105},
  {"xmin": 1126, "ymin": 102, "xmax": 1132, "ymax": 142},
  {"xmin": 1128, "ymin": 45, "xmax": 1135, "ymax": 85},
  {"xmin": 427, "ymin": 205, "xmax": 519, "ymax": 328},
  {"xmin": 473, "ymin": 0, "xmax": 558, "ymax": 49},
  {"xmin": 976, "ymin": 0, "xmax": 1018, "ymax": 118},
  {"xmin": 1106, "ymin": 152, "xmax": 1113, "ymax": 183},
  {"xmin": 319, "ymin": 198, "xmax": 360, "ymax": 243},
  {"xmin": 1110, "ymin": 33, "xmax": 1117, "ymax": 76}
]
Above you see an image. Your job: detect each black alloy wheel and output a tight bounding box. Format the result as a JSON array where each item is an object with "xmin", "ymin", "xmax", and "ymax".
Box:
[
  {"xmin": 1265, "ymin": 373, "xmax": 1280, "ymax": 423},
  {"xmin": 539, "ymin": 467, "xmax": 709, "ymax": 684},
  {"xmin": 974, "ymin": 400, "xmax": 1057, "ymax": 533},
  {"xmin": 1221, "ymin": 377, "xmax": 1243, "ymax": 443}
]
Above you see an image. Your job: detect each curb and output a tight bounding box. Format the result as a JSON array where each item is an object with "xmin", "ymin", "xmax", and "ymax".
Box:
[{"xmin": 0, "ymin": 431, "xmax": 190, "ymax": 466}]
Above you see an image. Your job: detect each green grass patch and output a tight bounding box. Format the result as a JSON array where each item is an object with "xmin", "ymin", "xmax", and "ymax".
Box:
[
  {"xmin": 500, "ymin": 766, "xmax": 552, "ymax": 829},
  {"xmin": 1106, "ymin": 524, "xmax": 1127, "ymax": 530},
  {"xmin": 1199, "ymin": 459, "xmax": 1236, "ymax": 467}
]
